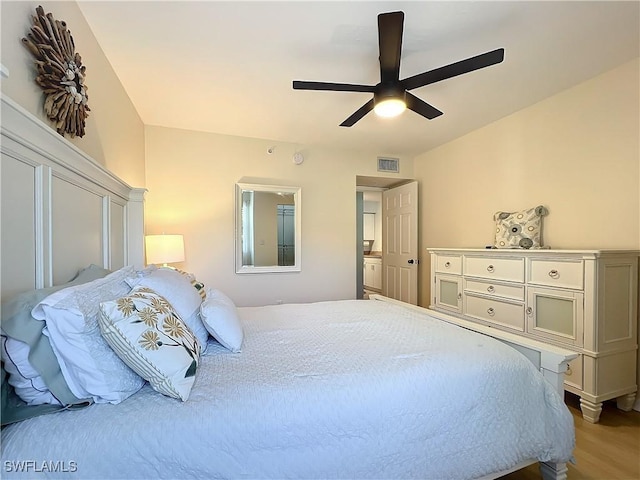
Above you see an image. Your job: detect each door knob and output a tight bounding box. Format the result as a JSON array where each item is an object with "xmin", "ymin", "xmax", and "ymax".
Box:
[{"xmin": 408, "ymin": 259, "xmax": 418, "ymax": 264}]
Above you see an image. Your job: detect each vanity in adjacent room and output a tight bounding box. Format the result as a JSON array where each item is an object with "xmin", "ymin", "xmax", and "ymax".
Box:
[
  {"xmin": 363, "ymin": 254, "xmax": 382, "ymax": 292},
  {"xmin": 363, "ymin": 197, "xmax": 382, "ymax": 293}
]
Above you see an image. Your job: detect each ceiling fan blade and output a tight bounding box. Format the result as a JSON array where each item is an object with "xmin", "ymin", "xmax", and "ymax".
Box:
[
  {"xmin": 401, "ymin": 48, "xmax": 505, "ymax": 91},
  {"xmin": 378, "ymin": 11, "xmax": 404, "ymax": 83},
  {"xmin": 405, "ymin": 91, "xmax": 443, "ymax": 120},
  {"xmin": 339, "ymin": 99, "xmax": 375, "ymax": 127},
  {"xmin": 293, "ymin": 80, "xmax": 375, "ymax": 93}
]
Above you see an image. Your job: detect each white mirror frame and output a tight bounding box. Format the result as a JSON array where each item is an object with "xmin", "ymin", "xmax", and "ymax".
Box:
[{"xmin": 235, "ymin": 183, "xmax": 302, "ymax": 274}]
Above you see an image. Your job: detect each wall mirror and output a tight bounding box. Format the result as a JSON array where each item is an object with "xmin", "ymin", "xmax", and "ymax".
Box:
[{"xmin": 235, "ymin": 183, "xmax": 301, "ymax": 274}]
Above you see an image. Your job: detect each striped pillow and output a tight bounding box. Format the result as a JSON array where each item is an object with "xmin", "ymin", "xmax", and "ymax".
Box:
[
  {"xmin": 98, "ymin": 287, "xmax": 201, "ymax": 401},
  {"xmin": 126, "ymin": 268, "xmax": 208, "ymax": 347},
  {"xmin": 175, "ymin": 269, "xmax": 206, "ymax": 300}
]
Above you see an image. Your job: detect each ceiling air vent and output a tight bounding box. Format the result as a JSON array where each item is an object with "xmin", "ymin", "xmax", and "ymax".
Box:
[{"xmin": 377, "ymin": 157, "xmax": 399, "ymax": 173}]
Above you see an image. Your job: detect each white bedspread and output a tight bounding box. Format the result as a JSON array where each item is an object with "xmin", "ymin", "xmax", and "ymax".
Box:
[{"xmin": 1, "ymin": 299, "xmax": 574, "ymax": 479}]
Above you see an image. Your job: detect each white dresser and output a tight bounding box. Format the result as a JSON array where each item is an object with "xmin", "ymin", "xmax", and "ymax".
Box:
[{"xmin": 428, "ymin": 248, "xmax": 638, "ymax": 423}]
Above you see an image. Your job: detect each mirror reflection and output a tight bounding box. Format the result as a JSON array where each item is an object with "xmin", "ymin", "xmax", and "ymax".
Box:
[{"xmin": 236, "ymin": 183, "xmax": 301, "ymax": 273}]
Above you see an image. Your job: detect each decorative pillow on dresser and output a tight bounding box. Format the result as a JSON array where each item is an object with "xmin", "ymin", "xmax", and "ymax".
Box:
[
  {"xmin": 494, "ymin": 205, "xmax": 548, "ymax": 249},
  {"xmin": 98, "ymin": 286, "xmax": 201, "ymax": 401},
  {"xmin": 31, "ymin": 266, "xmax": 145, "ymax": 404}
]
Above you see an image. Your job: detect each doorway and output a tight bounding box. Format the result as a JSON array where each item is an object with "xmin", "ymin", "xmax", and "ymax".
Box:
[
  {"xmin": 356, "ymin": 176, "xmax": 419, "ymax": 304},
  {"xmin": 361, "ymin": 190, "xmax": 383, "ymax": 298}
]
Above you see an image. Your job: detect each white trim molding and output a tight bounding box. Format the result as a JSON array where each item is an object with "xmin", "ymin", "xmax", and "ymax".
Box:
[{"xmin": 1, "ymin": 94, "xmax": 145, "ymax": 297}]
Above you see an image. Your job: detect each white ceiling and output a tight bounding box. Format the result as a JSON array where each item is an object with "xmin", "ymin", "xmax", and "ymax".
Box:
[{"xmin": 77, "ymin": 1, "xmax": 639, "ymax": 158}]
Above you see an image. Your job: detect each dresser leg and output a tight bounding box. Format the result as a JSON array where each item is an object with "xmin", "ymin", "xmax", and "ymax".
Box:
[
  {"xmin": 540, "ymin": 461, "xmax": 568, "ymax": 480},
  {"xmin": 616, "ymin": 392, "xmax": 636, "ymax": 411},
  {"xmin": 579, "ymin": 398, "xmax": 602, "ymax": 423}
]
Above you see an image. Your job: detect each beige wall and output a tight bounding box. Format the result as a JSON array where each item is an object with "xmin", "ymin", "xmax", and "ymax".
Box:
[
  {"xmin": 144, "ymin": 125, "xmax": 413, "ymax": 307},
  {"xmin": 1, "ymin": 1, "xmax": 145, "ymax": 187},
  {"xmin": 415, "ymin": 58, "xmax": 640, "ymax": 307},
  {"xmin": 4, "ymin": 2, "xmax": 636, "ymax": 315}
]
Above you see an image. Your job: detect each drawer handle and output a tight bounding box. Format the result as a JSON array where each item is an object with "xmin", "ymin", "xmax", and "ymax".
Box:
[
  {"xmin": 487, "ymin": 265, "xmax": 495, "ymax": 273},
  {"xmin": 526, "ymin": 307, "xmax": 533, "ymax": 316},
  {"xmin": 548, "ymin": 269, "xmax": 560, "ymax": 279},
  {"xmin": 566, "ymin": 365, "xmax": 572, "ymax": 376},
  {"xmin": 487, "ymin": 285, "xmax": 495, "ymax": 293},
  {"xmin": 487, "ymin": 307, "xmax": 495, "ymax": 316},
  {"xmin": 444, "ymin": 261, "xmax": 451, "ymax": 268}
]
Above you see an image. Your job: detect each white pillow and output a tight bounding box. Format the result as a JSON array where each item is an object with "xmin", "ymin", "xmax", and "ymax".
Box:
[
  {"xmin": 200, "ymin": 288, "xmax": 243, "ymax": 353},
  {"xmin": 31, "ymin": 266, "xmax": 145, "ymax": 403},
  {"xmin": 1, "ymin": 336, "xmax": 60, "ymax": 405},
  {"xmin": 98, "ymin": 287, "xmax": 201, "ymax": 401},
  {"xmin": 126, "ymin": 268, "xmax": 209, "ymax": 347},
  {"xmin": 1, "ymin": 264, "xmax": 111, "ymax": 406}
]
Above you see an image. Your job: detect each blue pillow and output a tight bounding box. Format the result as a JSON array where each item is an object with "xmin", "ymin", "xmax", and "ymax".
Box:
[
  {"xmin": 1, "ymin": 363, "xmax": 90, "ymax": 426},
  {"xmin": 1, "ymin": 265, "xmax": 109, "ymax": 408}
]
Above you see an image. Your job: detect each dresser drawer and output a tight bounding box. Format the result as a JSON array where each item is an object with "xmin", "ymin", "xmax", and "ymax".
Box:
[
  {"xmin": 464, "ymin": 295, "xmax": 525, "ymax": 331},
  {"xmin": 529, "ymin": 259, "xmax": 584, "ymax": 289},
  {"xmin": 564, "ymin": 354, "xmax": 583, "ymax": 390},
  {"xmin": 435, "ymin": 255, "xmax": 462, "ymax": 275},
  {"xmin": 464, "ymin": 278, "xmax": 525, "ymax": 302},
  {"xmin": 464, "ymin": 256, "xmax": 525, "ymax": 283}
]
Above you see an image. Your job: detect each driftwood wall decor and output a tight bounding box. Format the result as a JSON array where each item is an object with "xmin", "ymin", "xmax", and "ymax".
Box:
[{"xmin": 22, "ymin": 5, "xmax": 90, "ymax": 138}]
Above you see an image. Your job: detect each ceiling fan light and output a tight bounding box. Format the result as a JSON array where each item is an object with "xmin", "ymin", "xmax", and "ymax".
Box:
[{"xmin": 374, "ymin": 98, "xmax": 406, "ymax": 118}]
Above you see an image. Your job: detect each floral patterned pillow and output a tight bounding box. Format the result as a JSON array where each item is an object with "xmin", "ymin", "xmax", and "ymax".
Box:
[
  {"xmin": 494, "ymin": 205, "xmax": 548, "ymax": 249},
  {"xmin": 98, "ymin": 286, "xmax": 201, "ymax": 401}
]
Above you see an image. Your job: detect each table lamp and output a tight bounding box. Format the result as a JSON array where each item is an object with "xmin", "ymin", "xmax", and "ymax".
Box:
[{"xmin": 145, "ymin": 234, "xmax": 185, "ymax": 267}]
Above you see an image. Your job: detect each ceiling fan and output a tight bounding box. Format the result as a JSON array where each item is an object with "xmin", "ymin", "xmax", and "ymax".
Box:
[{"xmin": 292, "ymin": 11, "xmax": 504, "ymax": 127}]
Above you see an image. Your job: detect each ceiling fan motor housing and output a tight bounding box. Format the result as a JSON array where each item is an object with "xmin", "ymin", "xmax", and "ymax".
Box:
[{"xmin": 374, "ymin": 84, "xmax": 406, "ymax": 105}]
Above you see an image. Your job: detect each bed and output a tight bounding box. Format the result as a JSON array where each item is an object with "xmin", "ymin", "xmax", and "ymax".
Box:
[{"xmin": 1, "ymin": 94, "xmax": 576, "ymax": 480}]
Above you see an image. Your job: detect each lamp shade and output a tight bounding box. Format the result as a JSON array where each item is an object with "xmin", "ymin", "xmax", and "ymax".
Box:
[{"xmin": 145, "ymin": 234, "xmax": 185, "ymax": 266}]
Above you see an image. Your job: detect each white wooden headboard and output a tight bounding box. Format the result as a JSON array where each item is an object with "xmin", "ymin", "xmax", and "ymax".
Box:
[{"xmin": 1, "ymin": 95, "xmax": 145, "ymax": 303}]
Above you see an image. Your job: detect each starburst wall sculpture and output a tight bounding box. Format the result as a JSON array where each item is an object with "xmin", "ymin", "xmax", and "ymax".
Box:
[{"xmin": 22, "ymin": 5, "xmax": 90, "ymax": 138}]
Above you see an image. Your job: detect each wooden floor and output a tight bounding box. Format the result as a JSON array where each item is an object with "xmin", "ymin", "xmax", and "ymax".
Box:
[{"xmin": 501, "ymin": 393, "xmax": 640, "ymax": 480}]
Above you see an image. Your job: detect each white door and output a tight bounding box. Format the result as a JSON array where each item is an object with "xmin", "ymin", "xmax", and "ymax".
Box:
[{"xmin": 382, "ymin": 181, "xmax": 419, "ymax": 304}]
